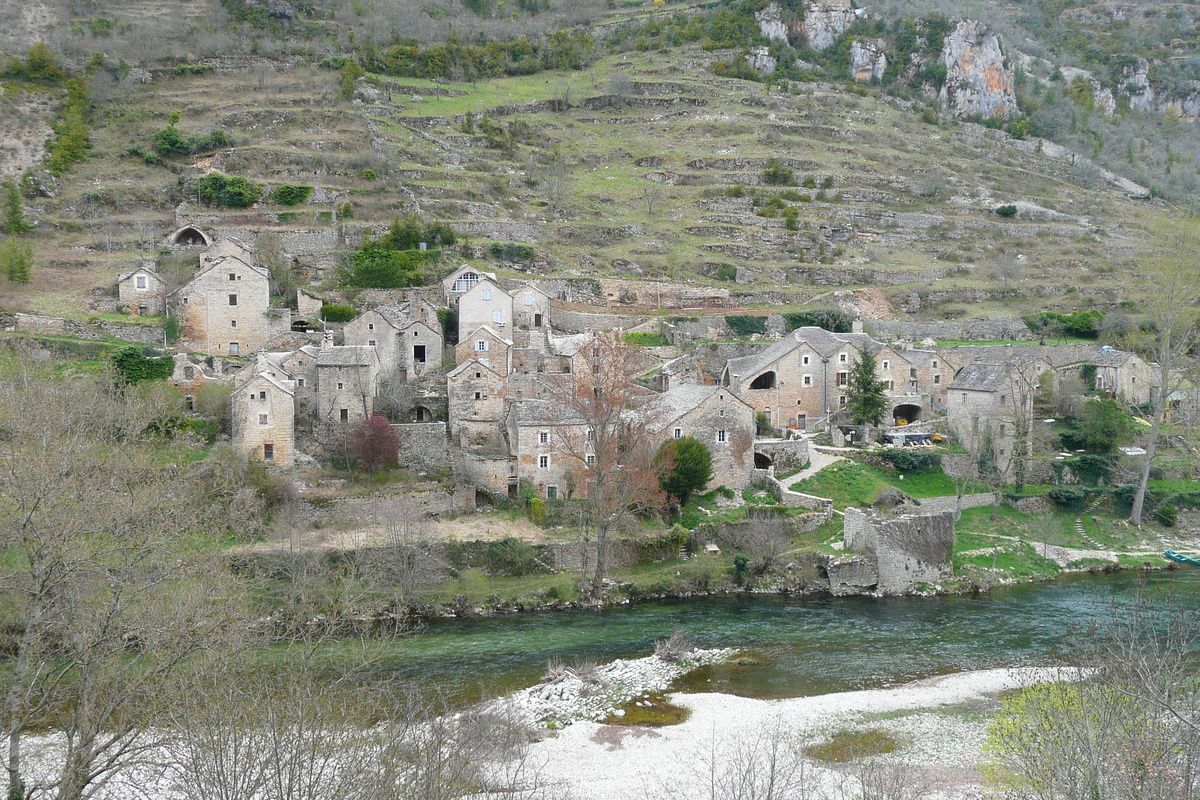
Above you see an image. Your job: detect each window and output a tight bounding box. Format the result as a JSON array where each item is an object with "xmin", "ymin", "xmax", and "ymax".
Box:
[
  {"xmin": 182, "ymin": 297, "xmax": 189, "ymax": 305},
  {"xmin": 836, "ymin": 371, "xmax": 849, "ymax": 386},
  {"xmin": 337, "ymin": 382, "xmax": 344, "ymax": 390},
  {"xmin": 839, "ymin": 353, "xmax": 848, "ymax": 364},
  {"xmin": 910, "ymin": 368, "xmax": 917, "ymax": 379},
  {"xmin": 259, "ymin": 391, "xmax": 267, "ymax": 400},
  {"xmin": 228, "ymin": 273, "xmax": 236, "ymax": 281},
  {"xmin": 493, "ymin": 310, "xmax": 503, "ymax": 323},
  {"xmin": 524, "ymin": 293, "xmax": 533, "ymax": 306},
  {"xmin": 802, "ymin": 374, "xmax": 812, "ymax": 387},
  {"xmin": 887, "ymin": 380, "xmax": 894, "ymax": 390},
  {"xmin": 717, "ymin": 430, "xmax": 727, "ymax": 443},
  {"xmin": 229, "ymin": 343, "xmax": 239, "ymax": 355},
  {"xmin": 838, "ymin": 395, "xmax": 846, "ymax": 407},
  {"xmin": 481, "ymin": 288, "xmax": 492, "ymax": 301},
  {"xmin": 586, "ymin": 454, "xmax": 595, "ymax": 466},
  {"xmin": 340, "ymin": 408, "xmax": 349, "ymax": 422},
  {"xmin": 297, "ymin": 378, "xmax": 305, "ymax": 387},
  {"xmin": 932, "ymin": 360, "xmax": 938, "ymax": 368},
  {"xmin": 538, "ymin": 455, "xmax": 549, "ymax": 469},
  {"xmin": 135, "ymin": 275, "xmax": 147, "ymax": 289},
  {"xmin": 546, "ymin": 485, "xmax": 557, "ymax": 499},
  {"xmin": 1000, "ymin": 394, "xmax": 1007, "ymax": 406},
  {"xmin": 673, "ymin": 428, "xmax": 682, "ymax": 439},
  {"xmin": 961, "ymin": 393, "xmax": 968, "ymax": 404},
  {"xmin": 798, "ymin": 414, "xmax": 806, "ymax": 427},
  {"xmin": 368, "ymin": 340, "xmax": 376, "ymax": 347},
  {"xmin": 539, "ymin": 431, "xmax": 549, "ymax": 444},
  {"xmin": 476, "ymin": 340, "xmax": 489, "ymax": 352},
  {"xmin": 882, "ymin": 360, "xmax": 890, "ymax": 370},
  {"xmin": 231, "ymin": 320, "xmax": 237, "ymax": 328},
  {"xmin": 413, "ymin": 330, "xmax": 419, "ymax": 337},
  {"xmin": 258, "ymin": 414, "xmax": 268, "ymax": 425},
  {"xmin": 933, "ymin": 374, "xmax": 940, "ymax": 384},
  {"xmin": 802, "ymin": 355, "xmax": 810, "ymax": 366},
  {"xmin": 453, "ymin": 271, "xmax": 479, "ymax": 292},
  {"xmin": 474, "ymin": 392, "xmax": 482, "ymax": 400},
  {"xmin": 586, "ymin": 429, "xmax": 596, "ymax": 442},
  {"xmin": 474, "ymin": 371, "xmax": 481, "ymax": 378},
  {"xmin": 719, "ymin": 409, "xmax": 725, "ymax": 417},
  {"xmin": 414, "ymin": 345, "xmax": 426, "ymax": 363},
  {"xmin": 228, "ymin": 294, "xmax": 238, "ymax": 306},
  {"xmin": 263, "ymin": 443, "xmax": 274, "ymax": 461},
  {"xmin": 368, "ymin": 323, "xmax": 374, "ymax": 330}
]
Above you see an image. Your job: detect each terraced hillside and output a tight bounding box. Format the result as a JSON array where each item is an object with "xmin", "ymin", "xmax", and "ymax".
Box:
[{"xmin": 4, "ymin": 44, "xmax": 1166, "ymax": 324}]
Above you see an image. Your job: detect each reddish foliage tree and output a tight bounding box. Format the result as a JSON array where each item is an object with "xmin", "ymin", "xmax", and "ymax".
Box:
[{"xmin": 348, "ymin": 414, "xmax": 400, "ymax": 472}]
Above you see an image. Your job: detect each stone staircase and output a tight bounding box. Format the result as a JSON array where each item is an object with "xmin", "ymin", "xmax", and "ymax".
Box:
[{"xmin": 1072, "ymin": 493, "xmax": 1108, "ymax": 550}]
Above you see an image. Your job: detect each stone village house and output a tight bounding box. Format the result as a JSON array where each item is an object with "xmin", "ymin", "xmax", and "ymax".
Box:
[
  {"xmin": 168, "ymin": 254, "xmax": 289, "ymax": 356},
  {"xmin": 945, "ymin": 359, "xmax": 1050, "ymax": 480},
  {"xmin": 343, "ymin": 305, "xmax": 443, "ymax": 384},
  {"xmin": 117, "ymin": 264, "xmax": 167, "ymax": 316},
  {"xmin": 231, "ymin": 369, "xmax": 295, "ymax": 468}
]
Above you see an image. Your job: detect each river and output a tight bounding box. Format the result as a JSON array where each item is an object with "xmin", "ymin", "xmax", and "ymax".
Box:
[{"xmin": 352, "ymin": 569, "xmax": 1199, "ymax": 702}]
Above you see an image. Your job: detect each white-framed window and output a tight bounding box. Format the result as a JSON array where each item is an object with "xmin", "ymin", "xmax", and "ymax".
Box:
[
  {"xmin": 882, "ymin": 360, "xmax": 889, "ymax": 370},
  {"xmin": 802, "ymin": 374, "xmax": 812, "ymax": 387},
  {"xmin": 717, "ymin": 429, "xmax": 727, "ymax": 443},
  {"xmin": 453, "ymin": 272, "xmax": 479, "ymax": 292},
  {"xmin": 887, "ymin": 380, "xmax": 894, "ymax": 390},
  {"xmin": 538, "ymin": 455, "xmax": 549, "ymax": 469},
  {"xmin": 482, "ymin": 288, "xmax": 492, "ymax": 301},
  {"xmin": 476, "ymin": 340, "xmax": 489, "ymax": 352},
  {"xmin": 838, "ymin": 395, "xmax": 846, "ymax": 406},
  {"xmin": 337, "ymin": 382, "xmax": 344, "ymax": 390},
  {"xmin": 802, "ymin": 355, "xmax": 810, "ymax": 366},
  {"xmin": 673, "ymin": 428, "xmax": 682, "ymax": 439},
  {"xmin": 539, "ymin": 431, "xmax": 549, "ymax": 444},
  {"xmin": 839, "ymin": 353, "xmax": 847, "ymax": 364},
  {"xmin": 836, "ymin": 371, "xmax": 849, "ymax": 386},
  {"xmin": 586, "ymin": 429, "xmax": 595, "ymax": 442},
  {"xmin": 258, "ymin": 414, "xmax": 268, "ymax": 425},
  {"xmin": 135, "ymin": 275, "xmax": 147, "ymax": 289},
  {"xmin": 493, "ymin": 310, "xmax": 503, "ymax": 323},
  {"xmin": 368, "ymin": 323, "xmax": 374, "ymax": 330},
  {"xmin": 586, "ymin": 454, "xmax": 595, "ymax": 466},
  {"xmin": 524, "ymin": 293, "xmax": 533, "ymax": 306}
]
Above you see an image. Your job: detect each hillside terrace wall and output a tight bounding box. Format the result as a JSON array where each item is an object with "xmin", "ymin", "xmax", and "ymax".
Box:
[
  {"xmin": 393, "ymin": 422, "xmax": 450, "ymax": 475},
  {"xmin": 13, "ymin": 313, "xmax": 165, "ymax": 345},
  {"xmin": 866, "ymin": 317, "xmax": 1034, "ymax": 342},
  {"xmin": 535, "ymin": 278, "xmax": 732, "ymax": 312},
  {"xmin": 914, "ymin": 492, "xmax": 996, "ymax": 515}
]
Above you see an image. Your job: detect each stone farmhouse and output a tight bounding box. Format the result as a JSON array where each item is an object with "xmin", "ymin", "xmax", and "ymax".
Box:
[
  {"xmin": 458, "ymin": 278, "xmax": 513, "ymax": 338},
  {"xmin": 117, "ymin": 264, "xmax": 167, "ymax": 316},
  {"xmin": 945, "ymin": 359, "xmax": 1050, "ymax": 479},
  {"xmin": 231, "ymin": 368, "xmax": 295, "ymax": 468},
  {"xmin": 343, "ymin": 304, "xmax": 443, "ymax": 384},
  {"xmin": 168, "ymin": 253, "xmax": 288, "ymax": 356},
  {"xmin": 639, "ymin": 384, "xmax": 757, "ymax": 490},
  {"xmin": 441, "ymin": 265, "xmax": 497, "ymax": 305},
  {"xmin": 315, "ymin": 333, "xmax": 380, "ymax": 424},
  {"xmin": 721, "ymin": 327, "xmax": 946, "ymax": 431}
]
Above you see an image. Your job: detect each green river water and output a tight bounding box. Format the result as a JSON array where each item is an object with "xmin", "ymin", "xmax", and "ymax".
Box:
[{"xmin": 360, "ymin": 569, "xmax": 1200, "ymax": 702}]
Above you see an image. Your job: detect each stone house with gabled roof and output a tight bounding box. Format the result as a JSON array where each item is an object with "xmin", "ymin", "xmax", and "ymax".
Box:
[
  {"xmin": 314, "ymin": 333, "xmax": 380, "ymax": 424},
  {"xmin": 200, "ymin": 237, "xmax": 254, "ymax": 267},
  {"xmin": 456, "ymin": 324, "xmax": 513, "ymax": 375},
  {"xmin": 458, "ymin": 278, "xmax": 513, "ymax": 341},
  {"xmin": 506, "ymin": 399, "xmax": 590, "ymax": 499},
  {"xmin": 946, "ymin": 359, "xmax": 1049, "ymax": 479},
  {"xmin": 1089, "ymin": 348, "xmax": 1152, "ymax": 406},
  {"xmin": 638, "ymin": 384, "xmax": 757, "ymax": 490},
  {"xmin": 168, "ymin": 255, "xmax": 287, "ymax": 356},
  {"xmin": 117, "ymin": 264, "xmax": 167, "ymax": 316},
  {"xmin": 441, "ymin": 265, "xmax": 497, "ymax": 305},
  {"xmin": 447, "ymin": 358, "xmax": 508, "ymax": 448},
  {"xmin": 343, "ymin": 305, "xmax": 443, "ymax": 383},
  {"xmin": 511, "ymin": 283, "xmax": 551, "ymax": 331},
  {"xmin": 231, "ymin": 369, "xmax": 295, "ymax": 468}
]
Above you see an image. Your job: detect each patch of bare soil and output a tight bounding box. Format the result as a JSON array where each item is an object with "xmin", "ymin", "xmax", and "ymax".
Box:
[{"xmin": 238, "ymin": 513, "xmax": 548, "ymax": 554}]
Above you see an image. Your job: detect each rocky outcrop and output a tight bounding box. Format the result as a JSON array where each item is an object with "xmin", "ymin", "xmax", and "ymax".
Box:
[
  {"xmin": 850, "ymin": 39, "xmax": 887, "ymax": 83},
  {"xmin": 798, "ymin": 0, "xmax": 857, "ymax": 52},
  {"xmin": 755, "ymin": 2, "xmax": 789, "ymax": 43},
  {"xmin": 939, "ymin": 19, "xmax": 1019, "ymax": 120},
  {"xmin": 1124, "ymin": 59, "xmax": 1156, "ymax": 113},
  {"xmin": 745, "ymin": 47, "xmax": 778, "ymax": 77}
]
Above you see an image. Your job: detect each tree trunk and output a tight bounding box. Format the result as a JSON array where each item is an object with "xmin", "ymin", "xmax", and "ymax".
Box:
[
  {"xmin": 1131, "ymin": 338, "xmax": 1173, "ymax": 526},
  {"xmin": 589, "ymin": 522, "xmax": 608, "ymax": 602}
]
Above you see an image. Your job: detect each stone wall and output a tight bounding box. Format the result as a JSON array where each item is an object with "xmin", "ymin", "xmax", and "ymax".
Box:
[
  {"xmin": 942, "ymin": 453, "xmax": 978, "ymax": 480},
  {"xmin": 754, "ymin": 438, "xmax": 811, "ymax": 474},
  {"xmin": 842, "ymin": 507, "xmax": 955, "ymax": 594},
  {"xmin": 552, "ymin": 307, "xmax": 648, "ymax": 334},
  {"xmin": 1006, "ymin": 494, "xmax": 1052, "ymax": 514},
  {"xmin": 392, "ymin": 422, "xmax": 450, "ymax": 474},
  {"xmin": 866, "ymin": 317, "xmax": 1033, "ymax": 343},
  {"xmin": 914, "ymin": 492, "xmax": 996, "ymax": 515},
  {"xmin": 14, "ymin": 313, "xmax": 165, "ymax": 345}
]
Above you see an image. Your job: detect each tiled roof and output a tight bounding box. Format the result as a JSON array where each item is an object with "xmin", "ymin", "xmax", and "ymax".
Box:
[
  {"xmin": 317, "ymin": 345, "xmax": 378, "ymax": 367},
  {"xmin": 725, "ymin": 327, "xmax": 879, "ymax": 380},
  {"xmin": 946, "ymin": 363, "xmax": 1010, "ymax": 392}
]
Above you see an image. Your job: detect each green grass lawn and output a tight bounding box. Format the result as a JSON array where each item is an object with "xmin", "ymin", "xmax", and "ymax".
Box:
[{"xmin": 789, "ymin": 461, "xmax": 983, "ymax": 509}]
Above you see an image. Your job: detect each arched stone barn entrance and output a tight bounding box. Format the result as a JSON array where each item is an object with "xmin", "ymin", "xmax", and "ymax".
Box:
[
  {"xmin": 753, "ymin": 452, "xmax": 773, "ymax": 469},
  {"xmin": 412, "ymin": 405, "xmax": 434, "ymax": 422},
  {"xmin": 892, "ymin": 404, "xmax": 921, "ymax": 425},
  {"xmin": 168, "ymin": 225, "xmax": 211, "ymax": 247}
]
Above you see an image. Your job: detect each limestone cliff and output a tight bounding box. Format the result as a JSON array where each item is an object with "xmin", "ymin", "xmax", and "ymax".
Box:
[
  {"xmin": 938, "ymin": 19, "xmax": 1019, "ymax": 120},
  {"xmin": 755, "ymin": 2, "xmax": 789, "ymax": 43},
  {"xmin": 849, "ymin": 39, "xmax": 887, "ymax": 84},
  {"xmin": 798, "ymin": 0, "xmax": 857, "ymax": 52}
]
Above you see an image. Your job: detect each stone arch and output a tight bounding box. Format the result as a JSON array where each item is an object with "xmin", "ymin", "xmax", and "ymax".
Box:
[
  {"xmin": 413, "ymin": 405, "xmax": 434, "ymax": 422},
  {"xmin": 168, "ymin": 225, "xmax": 212, "ymax": 247},
  {"xmin": 749, "ymin": 371, "xmax": 776, "ymax": 390},
  {"xmin": 753, "ymin": 452, "xmax": 773, "ymax": 469},
  {"xmin": 893, "ymin": 404, "xmax": 921, "ymax": 425}
]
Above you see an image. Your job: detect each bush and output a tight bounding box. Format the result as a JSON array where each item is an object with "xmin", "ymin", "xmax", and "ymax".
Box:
[
  {"xmin": 762, "ymin": 158, "xmax": 794, "ymax": 186},
  {"xmin": 879, "ymin": 449, "xmax": 942, "ymax": 473},
  {"xmin": 320, "ymin": 304, "xmax": 358, "ymax": 322},
  {"xmin": 195, "ymin": 173, "xmax": 262, "ymax": 208},
  {"xmin": 995, "ymin": 204, "xmax": 1018, "ymax": 218},
  {"xmin": 361, "ymin": 168, "xmax": 377, "ymax": 180},
  {"xmin": 1156, "ymin": 503, "xmax": 1177, "ymax": 527},
  {"xmin": 154, "ymin": 126, "xmax": 191, "ymax": 155},
  {"xmin": 269, "ymin": 185, "xmax": 313, "ymax": 206},
  {"xmin": 1048, "ymin": 485, "xmax": 1088, "ymax": 510},
  {"xmin": 485, "ymin": 537, "xmax": 548, "ymax": 575},
  {"xmin": 111, "ymin": 345, "xmax": 173, "ymax": 384},
  {"xmin": 489, "ymin": 242, "xmax": 536, "ymax": 262},
  {"xmin": 781, "ymin": 308, "xmax": 854, "ymax": 333},
  {"xmin": 725, "ymin": 315, "xmax": 767, "ymax": 337}
]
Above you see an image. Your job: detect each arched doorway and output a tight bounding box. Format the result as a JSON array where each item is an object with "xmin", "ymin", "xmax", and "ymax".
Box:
[
  {"xmin": 170, "ymin": 225, "xmax": 211, "ymax": 247},
  {"xmin": 412, "ymin": 406, "xmax": 434, "ymax": 422},
  {"xmin": 892, "ymin": 404, "xmax": 921, "ymax": 425},
  {"xmin": 749, "ymin": 371, "xmax": 777, "ymax": 390},
  {"xmin": 753, "ymin": 452, "xmax": 773, "ymax": 469}
]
